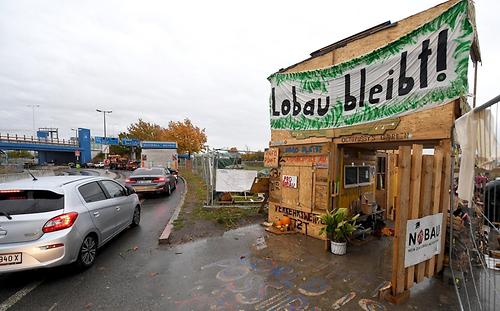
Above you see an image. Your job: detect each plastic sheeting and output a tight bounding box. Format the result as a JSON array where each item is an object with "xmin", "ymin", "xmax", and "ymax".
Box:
[{"xmin": 215, "ymin": 169, "xmax": 257, "ymax": 192}]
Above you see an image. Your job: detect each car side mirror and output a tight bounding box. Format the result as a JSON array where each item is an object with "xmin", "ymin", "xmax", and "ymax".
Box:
[{"xmin": 125, "ymin": 185, "xmax": 135, "ymax": 196}]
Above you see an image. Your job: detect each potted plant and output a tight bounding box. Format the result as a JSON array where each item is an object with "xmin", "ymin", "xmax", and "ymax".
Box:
[{"xmin": 319, "ymin": 208, "xmax": 359, "ymax": 255}]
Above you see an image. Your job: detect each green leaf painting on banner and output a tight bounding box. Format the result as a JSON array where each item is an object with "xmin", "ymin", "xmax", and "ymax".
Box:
[{"xmin": 268, "ymin": 0, "xmax": 474, "ymax": 130}]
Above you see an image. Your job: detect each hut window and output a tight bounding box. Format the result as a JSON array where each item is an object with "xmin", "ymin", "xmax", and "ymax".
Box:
[{"xmin": 344, "ymin": 165, "xmax": 372, "ymax": 188}]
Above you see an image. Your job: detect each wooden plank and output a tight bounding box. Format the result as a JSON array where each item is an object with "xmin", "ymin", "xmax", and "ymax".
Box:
[
  {"xmin": 392, "ymin": 146, "xmax": 411, "ymax": 295},
  {"xmin": 272, "ymin": 102, "xmax": 455, "ymax": 147},
  {"xmin": 311, "ymin": 168, "xmax": 316, "ymax": 212},
  {"xmin": 314, "ymin": 185, "xmax": 328, "ymax": 211},
  {"xmin": 281, "ymin": 166, "xmax": 301, "ymax": 209},
  {"xmin": 298, "ymin": 166, "xmax": 313, "ymax": 211},
  {"xmin": 269, "ymin": 168, "xmax": 282, "ymax": 202},
  {"xmin": 264, "ymin": 148, "xmax": 279, "ymax": 168},
  {"xmin": 331, "ymin": 102, "xmax": 454, "ymax": 144},
  {"xmin": 268, "ymin": 201, "xmax": 325, "ymax": 238},
  {"xmin": 329, "ymin": 143, "xmax": 338, "ymax": 212},
  {"xmin": 314, "ymin": 167, "xmax": 330, "ymax": 211},
  {"xmin": 415, "ymin": 155, "xmax": 434, "ymax": 283},
  {"xmin": 387, "ymin": 153, "xmax": 398, "ymax": 220},
  {"xmin": 436, "ymin": 140, "xmax": 452, "ymax": 272},
  {"xmin": 405, "ymin": 144, "xmax": 423, "ymax": 289},
  {"xmin": 426, "ymin": 148, "xmax": 443, "ymax": 277}
]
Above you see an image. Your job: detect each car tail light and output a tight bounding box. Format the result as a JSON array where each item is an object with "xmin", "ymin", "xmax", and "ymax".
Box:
[
  {"xmin": 0, "ymin": 189, "xmax": 23, "ymax": 193},
  {"xmin": 39, "ymin": 243, "xmax": 64, "ymax": 250},
  {"xmin": 42, "ymin": 212, "xmax": 78, "ymax": 233},
  {"xmin": 153, "ymin": 177, "xmax": 166, "ymax": 182},
  {"xmin": 125, "ymin": 178, "xmax": 132, "ymax": 183}
]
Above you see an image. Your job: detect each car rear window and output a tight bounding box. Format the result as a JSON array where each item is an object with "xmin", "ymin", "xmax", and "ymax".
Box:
[
  {"xmin": 132, "ymin": 168, "xmax": 164, "ymax": 176},
  {"xmin": 0, "ymin": 190, "xmax": 64, "ymax": 215}
]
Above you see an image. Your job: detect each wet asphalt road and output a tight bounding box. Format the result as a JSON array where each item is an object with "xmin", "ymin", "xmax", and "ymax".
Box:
[
  {"xmin": 0, "ymin": 170, "xmax": 459, "ymax": 310},
  {"xmin": 0, "ymin": 174, "xmax": 185, "ymax": 311}
]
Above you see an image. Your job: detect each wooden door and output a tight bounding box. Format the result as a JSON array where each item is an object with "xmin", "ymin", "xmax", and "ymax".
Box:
[{"xmin": 281, "ymin": 165, "xmax": 314, "ymax": 211}]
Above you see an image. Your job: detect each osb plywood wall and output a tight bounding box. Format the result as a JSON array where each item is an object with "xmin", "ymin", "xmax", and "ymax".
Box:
[{"xmin": 280, "ymin": 0, "xmax": 460, "ymax": 74}]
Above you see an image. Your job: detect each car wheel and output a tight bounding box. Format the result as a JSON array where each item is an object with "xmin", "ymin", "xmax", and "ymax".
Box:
[
  {"xmin": 76, "ymin": 235, "xmax": 98, "ymax": 269},
  {"xmin": 131, "ymin": 206, "xmax": 141, "ymax": 227},
  {"xmin": 165, "ymin": 184, "xmax": 171, "ymax": 196},
  {"xmin": 172, "ymin": 181, "xmax": 176, "ymax": 190}
]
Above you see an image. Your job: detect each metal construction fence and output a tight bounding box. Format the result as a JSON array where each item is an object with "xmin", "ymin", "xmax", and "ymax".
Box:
[
  {"xmin": 451, "ymin": 95, "xmax": 500, "ymax": 311},
  {"xmin": 192, "ymin": 152, "xmax": 216, "ymax": 206},
  {"xmin": 192, "ymin": 152, "xmax": 265, "ymax": 207}
]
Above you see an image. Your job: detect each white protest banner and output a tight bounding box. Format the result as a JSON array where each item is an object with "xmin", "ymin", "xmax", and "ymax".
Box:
[
  {"xmin": 269, "ymin": 0, "xmax": 473, "ymax": 130},
  {"xmin": 405, "ymin": 213, "xmax": 443, "ymax": 267}
]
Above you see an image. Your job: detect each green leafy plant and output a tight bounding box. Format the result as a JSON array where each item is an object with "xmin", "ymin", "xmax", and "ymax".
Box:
[{"xmin": 319, "ymin": 208, "xmax": 359, "ymax": 243}]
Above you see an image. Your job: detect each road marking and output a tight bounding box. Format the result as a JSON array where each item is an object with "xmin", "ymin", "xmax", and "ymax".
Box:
[{"xmin": 0, "ymin": 280, "xmax": 43, "ymax": 311}]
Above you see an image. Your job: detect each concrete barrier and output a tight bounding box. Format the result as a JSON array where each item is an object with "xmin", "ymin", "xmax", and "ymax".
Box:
[{"xmin": 0, "ymin": 170, "xmax": 56, "ymax": 184}]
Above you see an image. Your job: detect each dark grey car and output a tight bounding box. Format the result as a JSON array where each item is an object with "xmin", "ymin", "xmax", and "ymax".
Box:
[{"xmin": 125, "ymin": 167, "xmax": 176, "ymax": 195}]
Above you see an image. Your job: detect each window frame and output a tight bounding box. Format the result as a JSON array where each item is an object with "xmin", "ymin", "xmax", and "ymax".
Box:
[
  {"xmin": 78, "ymin": 181, "xmax": 109, "ymax": 203},
  {"xmin": 100, "ymin": 180, "xmax": 127, "ymax": 199},
  {"xmin": 344, "ymin": 165, "xmax": 373, "ymax": 188}
]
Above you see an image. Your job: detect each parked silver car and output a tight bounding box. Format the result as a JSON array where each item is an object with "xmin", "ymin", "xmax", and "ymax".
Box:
[
  {"xmin": 0, "ymin": 176, "xmax": 141, "ymax": 273},
  {"xmin": 125, "ymin": 167, "xmax": 176, "ymax": 195}
]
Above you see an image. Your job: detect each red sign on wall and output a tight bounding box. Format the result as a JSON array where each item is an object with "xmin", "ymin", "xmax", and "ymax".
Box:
[{"xmin": 282, "ymin": 175, "xmax": 298, "ymax": 188}]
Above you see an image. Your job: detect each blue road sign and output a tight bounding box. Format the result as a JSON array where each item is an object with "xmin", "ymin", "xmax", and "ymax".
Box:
[
  {"xmin": 141, "ymin": 141, "xmax": 177, "ymax": 149},
  {"xmin": 37, "ymin": 131, "xmax": 49, "ymax": 139},
  {"xmin": 121, "ymin": 138, "xmax": 141, "ymax": 146},
  {"xmin": 94, "ymin": 136, "xmax": 119, "ymax": 145}
]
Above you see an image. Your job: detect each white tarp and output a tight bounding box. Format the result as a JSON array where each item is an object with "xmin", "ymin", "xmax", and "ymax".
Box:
[
  {"xmin": 455, "ymin": 111, "xmax": 478, "ymax": 202},
  {"xmin": 215, "ymin": 169, "xmax": 258, "ymax": 192},
  {"xmin": 405, "ymin": 213, "xmax": 443, "ymax": 267},
  {"xmin": 455, "ymin": 108, "xmax": 500, "ymax": 202}
]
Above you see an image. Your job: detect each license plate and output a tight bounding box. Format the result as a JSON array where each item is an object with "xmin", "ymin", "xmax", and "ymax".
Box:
[
  {"xmin": 0, "ymin": 253, "xmax": 22, "ymax": 266},
  {"xmin": 137, "ymin": 180, "xmax": 150, "ymax": 184},
  {"xmin": 134, "ymin": 186, "xmax": 150, "ymax": 191}
]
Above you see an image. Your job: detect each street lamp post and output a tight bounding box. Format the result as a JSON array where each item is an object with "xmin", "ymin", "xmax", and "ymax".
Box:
[
  {"xmin": 96, "ymin": 109, "xmax": 112, "ymax": 159},
  {"xmin": 71, "ymin": 128, "xmax": 80, "ymax": 164},
  {"xmin": 27, "ymin": 104, "xmax": 40, "ymax": 136}
]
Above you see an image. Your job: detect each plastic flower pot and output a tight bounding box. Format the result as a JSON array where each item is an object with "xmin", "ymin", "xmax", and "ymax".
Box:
[{"xmin": 330, "ymin": 241, "xmax": 347, "ymax": 255}]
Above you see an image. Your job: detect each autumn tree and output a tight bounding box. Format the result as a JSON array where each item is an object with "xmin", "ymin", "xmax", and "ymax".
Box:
[
  {"xmin": 126, "ymin": 119, "xmax": 163, "ymax": 141},
  {"xmin": 162, "ymin": 118, "xmax": 207, "ymax": 156}
]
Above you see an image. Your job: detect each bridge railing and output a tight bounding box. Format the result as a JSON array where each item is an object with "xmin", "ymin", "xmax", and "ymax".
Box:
[{"xmin": 0, "ymin": 133, "xmax": 78, "ymax": 146}]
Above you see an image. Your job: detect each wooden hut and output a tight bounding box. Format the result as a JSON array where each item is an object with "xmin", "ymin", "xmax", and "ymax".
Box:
[{"xmin": 265, "ymin": 0, "xmax": 481, "ymax": 297}]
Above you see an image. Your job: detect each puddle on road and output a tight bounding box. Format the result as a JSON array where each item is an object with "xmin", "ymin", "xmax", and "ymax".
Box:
[{"xmin": 167, "ymin": 225, "xmax": 455, "ymax": 311}]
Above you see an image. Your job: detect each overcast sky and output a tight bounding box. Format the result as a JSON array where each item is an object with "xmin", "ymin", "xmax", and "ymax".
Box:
[{"xmin": 0, "ymin": 0, "xmax": 498, "ymax": 151}]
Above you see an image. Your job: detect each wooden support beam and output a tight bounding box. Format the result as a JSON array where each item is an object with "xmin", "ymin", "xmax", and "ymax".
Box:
[
  {"xmin": 437, "ymin": 140, "xmax": 452, "ymax": 272},
  {"xmin": 405, "ymin": 144, "xmax": 423, "ymax": 289},
  {"xmin": 392, "ymin": 146, "xmax": 411, "ymax": 295},
  {"xmin": 330, "ymin": 143, "xmax": 339, "ymax": 211},
  {"xmin": 416, "ymin": 155, "xmax": 434, "ymax": 283},
  {"xmin": 426, "ymin": 147, "xmax": 443, "ymax": 277}
]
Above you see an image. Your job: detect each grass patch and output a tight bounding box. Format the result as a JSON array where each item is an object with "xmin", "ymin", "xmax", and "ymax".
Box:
[
  {"xmin": 172, "ymin": 218, "xmax": 184, "ymax": 230},
  {"xmin": 180, "ymin": 169, "xmax": 206, "ymax": 203},
  {"xmin": 192, "ymin": 206, "xmax": 260, "ymax": 229},
  {"xmin": 178, "ymin": 168, "xmax": 262, "ymax": 230}
]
